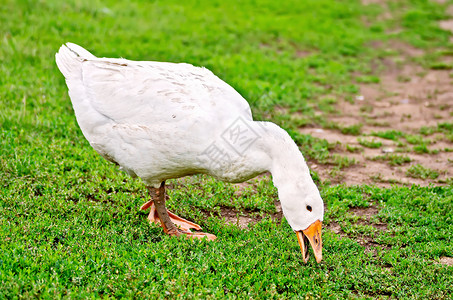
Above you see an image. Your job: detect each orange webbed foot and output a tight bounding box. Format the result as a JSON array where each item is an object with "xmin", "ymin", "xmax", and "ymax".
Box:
[{"xmin": 140, "ymin": 200, "xmax": 214, "ymax": 239}]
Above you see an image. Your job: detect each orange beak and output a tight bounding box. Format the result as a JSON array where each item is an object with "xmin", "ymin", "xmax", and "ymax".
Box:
[{"xmin": 295, "ymin": 220, "xmax": 322, "ymax": 263}]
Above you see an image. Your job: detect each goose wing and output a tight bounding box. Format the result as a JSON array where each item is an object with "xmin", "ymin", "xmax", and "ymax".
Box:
[{"xmin": 80, "ymin": 57, "xmax": 252, "ymax": 127}]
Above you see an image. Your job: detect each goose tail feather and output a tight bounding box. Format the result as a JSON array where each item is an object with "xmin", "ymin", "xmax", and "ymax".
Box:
[{"xmin": 55, "ymin": 43, "xmax": 96, "ymax": 79}]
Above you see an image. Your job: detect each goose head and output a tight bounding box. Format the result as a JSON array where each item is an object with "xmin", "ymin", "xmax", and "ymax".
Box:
[{"xmin": 277, "ymin": 179, "xmax": 324, "ymax": 263}]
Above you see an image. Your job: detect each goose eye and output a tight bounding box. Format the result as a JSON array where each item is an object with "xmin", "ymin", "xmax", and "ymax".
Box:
[{"xmin": 306, "ymin": 205, "xmax": 312, "ymax": 212}]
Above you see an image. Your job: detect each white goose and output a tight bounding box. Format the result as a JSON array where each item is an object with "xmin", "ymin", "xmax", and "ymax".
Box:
[{"xmin": 55, "ymin": 43, "xmax": 324, "ymax": 263}]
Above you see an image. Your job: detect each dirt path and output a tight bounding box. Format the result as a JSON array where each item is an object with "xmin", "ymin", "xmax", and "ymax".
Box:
[{"xmin": 300, "ymin": 44, "xmax": 453, "ymax": 187}]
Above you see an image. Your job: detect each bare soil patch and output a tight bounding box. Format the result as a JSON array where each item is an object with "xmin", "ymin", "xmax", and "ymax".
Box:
[
  {"xmin": 361, "ymin": 0, "xmax": 387, "ymax": 5},
  {"xmin": 350, "ymin": 206, "xmax": 379, "ymax": 217},
  {"xmin": 350, "ymin": 206, "xmax": 388, "ymax": 231},
  {"xmin": 301, "ymin": 43, "xmax": 453, "ymax": 187},
  {"xmin": 203, "ymin": 177, "xmax": 283, "ymax": 228},
  {"xmin": 213, "ymin": 203, "xmax": 282, "ymax": 229},
  {"xmin": 327, "ymin": 221, "xmax": 343, "ymax": 235},
  {"xmin": 326, "ymin": 210, "xmax": 390, "ymax": 251},
  {"xmin": 440, "ymin": 256, "xmax": 453, "ymax": 266},
  {"xmin": 217, "ymin": 207, "xmax": 259, "ymax": 229}
]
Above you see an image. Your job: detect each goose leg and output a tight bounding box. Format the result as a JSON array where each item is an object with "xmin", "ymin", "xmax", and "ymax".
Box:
[
  {"xmin": 140, "ymin": 198, "xmax": 200, "ymax": 231},
  {"xmin": 140, "ymin": 182, "xmax": 216, "ymax": 240}
]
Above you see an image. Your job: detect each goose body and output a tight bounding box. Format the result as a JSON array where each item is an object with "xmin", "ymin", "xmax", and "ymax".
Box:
[{"xmin": 56, "ymin": 43, "xmax": 324, "ymax": 262}]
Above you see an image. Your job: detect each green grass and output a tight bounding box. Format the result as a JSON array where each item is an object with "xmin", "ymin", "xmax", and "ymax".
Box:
[
  {"xmin": 339, "ymin": 123, "xmax": 363, "ymax": 136},
  {"xmin": 420, "ymin": 122, "xmax": 453, "ymax": 138},
  {"xmin": 358, "ymin": 138, "xmax": 383, "ymax": 149},
  {"xmin": 413, "ymin": 144, "xmax": 434, "ymax": 154},
  {"xmin": 371, "ymin": 154, "xmax": 412, "ymax": 166},
  {"xmin": 406, "ymin": 164, "xmax": 441, "ymax": 180},
  {"xmin": 405, "ymin": 134, "xmax": 431, "ymax": 145},
  {"xmin": 331, "ymin": 154, "xmax": 357, "ymax": 169},
  {"xmin": 346, "ymin": 144, "xmax": 363, "ymax": 153},
  {"xmin": 356, "ymin": 75, "xmax": 380, "ymax": 84},
  {"xmin": 1, "ymin": 0, "xmax": 453, "ymax": 298},
  {"xmin": 430, "ymin": 62, "xmax": 453, "ymax": 70},
  {"xmin": 371, "ymin": 130, "xmax": 405, "ymax": 141}
]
